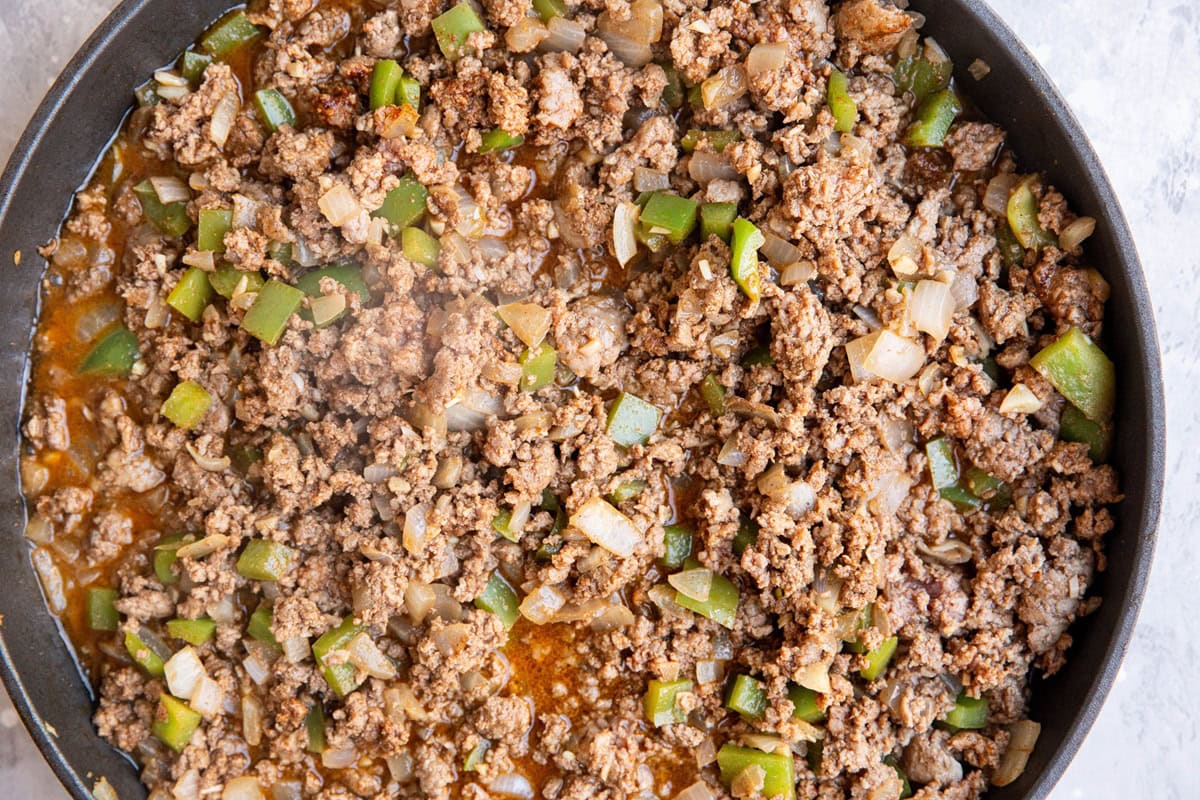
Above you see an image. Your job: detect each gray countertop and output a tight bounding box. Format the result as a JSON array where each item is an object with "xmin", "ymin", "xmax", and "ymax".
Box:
[{"xmin": 0, "ymin": 0, "xmax": 1195, "ymax": 797}]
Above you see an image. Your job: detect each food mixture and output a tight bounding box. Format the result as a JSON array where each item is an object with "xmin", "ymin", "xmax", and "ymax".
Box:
[{"xmin": 19, "ymin": 0, "xmax": 1122, "ymax": 798}]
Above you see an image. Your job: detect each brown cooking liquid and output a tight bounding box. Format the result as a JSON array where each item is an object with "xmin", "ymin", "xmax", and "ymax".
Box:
[{"xmin": 21, "ymin": 2, "xmax": 700, "ymax": 795}]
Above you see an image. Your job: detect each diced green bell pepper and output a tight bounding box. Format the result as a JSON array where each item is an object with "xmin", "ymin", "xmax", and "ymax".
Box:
[
  {"xmin": 644, "ymin": 678, "xmax": 692, "ymax": 726},
  {"xmin": 372, "ymin": 175, "xmax": 428, "ymax": 231},
  {"xmin": 639, "ymin": 192, "xmax": 698, "ymax": 244},
  {"xmin": 492, "ymin": 509, "xmax": 518, "ymax": 542},
  {"xmin": 134, "ymin": 83, "xmax": 160, "ymax": 108},
  {"xmin": 475, "ymin": 572, "xmax": 521, "ymax": 629},
  {"xmin": 963, "ymin": 467, "xmax": 1011, "ymax": 509},
  {"xmin": 166, "ymin": 617, "xmax": 216, "ymax": 646},
  {"xmin": 125, "ymin": 629, "xmax": 169, "ymax": 677},
  {"xmin": 843, "ymin": 604, "xmax": 873, "ymax": 654},
  {"xmin": 884, "ymin": 755, "xmax": 914, "ymax": 799},
  {"xmin": 370, "ymin": 59, "xmax": 403, "ymax": 111},
  {"xmin": 519, "ymin": 343, "xmax": 557, "ymax": 392},
  {"xmin": 788, "ymin": 684, "xmax": 825, "ymax": 724},
  {"xmin": 1060, "ymin": 404, "xmax": 1112, "ymax": 462},
  {"xmin": 254, "ymin": 88, "xmax": 296, "ymax": 133},
  {"xmin": 162, "ymin": 381, "xmax": 212, "ymax": 429},
  {"xmin": 247, "ymin": 603, "xmax": 279, "ymax": 647},
  {"xmin": 938, "ymin": 485, "xmax": 982, "ymax": 512},
  {"xmin": 464, "ymin": 739, "xmax": 490, "ymax": 771},
  {"xmin": 742, "ymin": 344, "xmax": 774, "ymax": 367},
  {"xmin": 717, "ymin": 744, "xmax": 795, "ymax": 800},
  {"xmin": 661, "ymin": 523, "xmax": 694, "ymax": 569},
  {"xmin": 1030, "ymin": 326, "xmax": 1115, "ymax": 421},
  {"xmin": 700, "ymin": 373, "xmax": 726, "ymax": 416},
  {"xmin": 607, "ymin": 479, "xmax": 648, "ymax": 505},
  {"xmin": 306, "ymin": 703, "xmax": 326, "ymax": 754},
  {"xmin": 943, "ymin": 691, "xmax": 989, "ymax": 730},
  {"xmin": 904, "ymin": 89, "xmax": 961, "ymax": 148},
  {"xmin": 241, "ymin": 279, "xmax": 304, "ymax": 345},
  {"xmin": 209, "ymin": 266, "xmax": 265, "ymax": 299},
  {"xmin": 926, "ymin": 437, "xmax": 959, "ymax": 490},
  {"xmin": 725, "ymin": 674, "xmax": 767, "ymax": 719},
  {"xmin": 133, "ymin": 180, "xmax": 191, "ymax": 238},
  {"xmin": 236, "ymin": 539, "xmax": 298, "ymax": 582},
  {"xmin": 730, "ymin": 217, "xmax": 764, "ymax": 302},
  {"xmin": 1006, "ymin": 175, "xmax": 1056, "ymax": 250},
  {"xmin": 153, "ymin": 695, "xmax": 202, "ymax": 753},
  {"xmin": 479, "ymin": 128, "xmax": 524, "ymax": 154},
  {"xmin": 87, "ymin": 588, "xmax": 120, "ymax": 632},
  {"xmin": 680, "ymin": 129, "xmax": 742, "ymax": 153},
  {"xmin": 860, "ymin": 636, "xmax": 899, "ymax": 681},
  {"xmin": 894, "ymin": 52, "xmax": 953, "ymax": 104},
  {"xmin": 733, "ymin": 517, "xmax": 759, "ymax": 557},
  {"xmin": 397, "ymin": 75, "xmax": 421, "ymax": 110},
  {"xmin": 312, "ymin": 617, "xmax": 365, "ymax": 696},
  {"xmin": 167, "ymin": 267, "xmax": 214, "ymax": 322},
  {"xmin": 827, "ymin": 68, "xmax": 858, "ymax": 132},
  {"xmin": 432, "ymin": 2, "xmax": 486, "ymax": 61},
  {"xmin": 994, "ymin": 222, "xmax": 1026, "ymax": 268},
  {"xmin": 154, "ymin": 534, "xmax": 185, "ymax": 585},
  {"xmin": 79, "ymin": 326, "xmax": 139, "ymax": 376},
  {"xmin": 200, "ymin": 11, "xmax": 262, "ymax": 59},
  {"xmin": 675, "ymin": 558, "xmax": 738, "ymax": 628},
  {"xmin": 606, "ymin": 392, "xmax": 662, "ymax": 446},
  {"xmin": 402, "ymin": 227, "xmax": 440, "ymax": 267},
  {"xmin": 700, "ymin": 202, "xmax": 738, "ymax": 242},
  {"xmin": 197, "ymin": 208, "xmax": 232, "ymax": 253},
  {"xmin": 296, "ymin": 264, "xmax": 369, "ymax": 304},
  {"xmin": 532, "ymin": 0, "xmax": 566, "ymax": 21},
  {"xmin": 660, "ymin": 63, "xmax": 684, "ymax": 109},
  {"xmin": 180, "ymin": 51, "xmax": 213, "ymax": 85}
]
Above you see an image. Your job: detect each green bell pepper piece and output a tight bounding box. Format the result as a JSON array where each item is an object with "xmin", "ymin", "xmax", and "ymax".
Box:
[
  {"xmin": 1060, "ymin": 403, "xmax": 1112, "ymax": 462},
  {"xmin": 370, "ymin": 59, "xmax": 403, "ymax": 111},
  {"xmin": 153, "ymin": 695, "xmax": 202, "ymax": 753},
  {"xmin": 741, "ymin": 344, "xmax": 774, "ymax": 367},
  {"xmin": 79, "ymin": 326, "xmax": 139, "ymax": 376},
  {"xmin": 904, "ymin": 89, "xmax": 961, "ymax": 148},
  {"xmin": 87, "ymin": 588, "xmax": 120, "ymax": 632},
  {"xmin": 209, "ymin": 266, "xmax": 265, "ymax": 299},
  {"xmin": 660, "ymin": 63, "xmax": 684, "ymax": 109},
  {"xmin": 532, "ymin": 0, "xmax": 566, "ymax": 21},
  {"xmin": 296, "ymin": 264, "xmax": 369, "ymax": 304},
  {"xmin": 884, "ymin": 755, "xmax": 914, "ymax": 799},
  {"xmin": 730, "ymin": 217, "xmax": 764, "ymax": 302},
  {"xmin": 894, "ymin": 51, "xmax": 953, "ymax": 104},
  {"xmin": 133, "ymin": 180, "xmax": 191, "ymax": 238},
  {"xmin": 943, "ymin": 691, "xmax": 989, "ymax": 730},
  {"xmin": 134, "ymin": 83, "xmax": 159, "ymax": 108},
  {"xmin": 700, "ymin": 373, "xmax": 726, "ymax": 417},
  {"xmin": 607, "ymin": 479, "xmax": 648, "ymax": 505},
  {"xmin": 1030, "ymin": 326, "xmax": 1115, "ymax": 421},
  {"xmin": 926, "ymin": 437, "xmax": 959, "ymax": 489},
  {"xmin": 994, "ymin": 222, "xmax": 1026, "ymax": 268},
  {"xmin": 254, "ymin": 88, "xmax": 296, "ymax": 133},
  {"xmin": 200, "ymin": 11, "xmax": 262, "ymax": 59},
  {"xmin": 733, "ymin": 517, "xmax": 759, "ymax": 557},
  {"xmin": 432, "ymin": 2, "xmax": 486, "ymax": 61},
  {"xmin": 519, "ymin": 343, "xmax": 557, "ymax": 392},
  {"xmin": 166, "ymin": 617, "xmax": 216, "ymax": 646},
  {"xmin": 492, "ymin": 509, "xmax": 518, "ymax": 542},
  {"xmin": 1006, "ymin": 175, "xmax": 1057, "ymax": 250},
  {"xmin": 180, "ymin": 51, "xmax": 213, "ymax": 85},
  {"xmin": 153, "ymin": 534, "xmax": 185, "ymax": 585},
  {"xmin": 675, "ymin": 558, "xmax": 738, "ymax": 628},
  {"xmin": 860, "ymin": 636, "xmax": 899, "ymax": 681},
  {"xmin": 197, "ymin": 208, "xmax": 232, "ymax": 252},
  {"xmin": 788, "ymin": 684, "xmax": 825, "ymax": 724},
  {"xmin": 639, "ymin": 192, "xmax": 698, "ymax": 244},
  {"xmin": 475, "ymin": 572, "xmax": 521, "ymax": 629},
  {"xmin": 125, "ymin": 629, "xmax": 170, "ymax": 677},
  {"xmin": 241, "ymin": 279, "xmax": 304, "ymax": 345},
  {"xmin": 725, "ymin": 674, "xmax": 767, "ymax": 719},
  {"xmin": 312, "ymin": 617, "xmax": 365, "ymax": 696},
  {"xmin": 464, "ymin": 739, "xmax": 491, "ymax": 771},
  {"xmin": 479, "ymin": 128, "xmax": 525, "ymax": 154},
  {"xmin": 717, "ymin": 744, "xmax": 795, "ymax": 800},
  {"xmin": 644, "ymin": 678, "xmax": 692, "ymax": 727},
  {"xmin": 247, "ymin": 603, "xmax": 279, "ymax": 647},
  {"xmin": 661, "ymin": 523, "xmax": 694, "ymax": 569},
  {"xmin": 680, "ymin": 129, "xmax": 742, "ymax": 153},
  {"xmin": 827, "ymin": 68, "xmax": 858, "ymax": 132},
  {"xmin": 167, "ymin": 267, "xmax": 214, "ymax": 322},
  {"xmin": 162, "ymin": 381, "xmax": 212, "ymax": 429},
  {"xmin": 372, "ymin": 175, "xmax": 428, "ymax": 231},
  {"xmin": 236, "ymin": 539, "xmax": 298, "ymax": 582},
  {"xmin": 402, "ymin": 227, "xmax": 440, "ymax": 267},
  {"xmin": 397, "ymin": 75, "xmax": 421, "ymax": 110},
  {"xmin": 306, "ymin": 703, "xmax": 326, "ymax": 753},
  {"xmin": 606, "ymin": 392, "xmax": 662, "ymax": 446},
  {"xmin": 700, "ymin": 202, "xmax": 738, "ymax": 242}
]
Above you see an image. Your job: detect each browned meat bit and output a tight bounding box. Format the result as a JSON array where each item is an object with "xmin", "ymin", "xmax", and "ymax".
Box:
[{"xmin": 835, "ymin": 0, "xmax": 914, "ymax": 57}]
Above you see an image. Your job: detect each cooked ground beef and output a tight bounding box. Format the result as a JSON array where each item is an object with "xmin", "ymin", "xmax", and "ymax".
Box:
[{"xmin": 20, "ymin": 1, "xmax": 1120, "ymax": 799}]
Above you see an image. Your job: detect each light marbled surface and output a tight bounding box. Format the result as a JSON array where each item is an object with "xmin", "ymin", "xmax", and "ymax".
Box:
[{"xmin": 0, "ymin": 0, "xmax": 1195, "ymax": 797}]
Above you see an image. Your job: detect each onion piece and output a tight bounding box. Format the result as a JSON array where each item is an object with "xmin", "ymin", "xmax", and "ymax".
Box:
[
  {"xmin": 386, "ymin": 752, "xmax": 414, "ymax": 783},
  {"xmin": 746, "ymin": 42, "xmax": 787, "ymax": 77},
  {"xmin": 403, "ymin": 503, "xmax": 431, "ymax": 554},
  {"xmin": 182, "ymin": 249, "xmax": 216, "ymax": 271},
  {"xmin": 688, "ymin": 151, "xmax": 739, "ymax": 184},
  {"xmin": 242, "ymin": 649, "xmax": 271, "ymax": 686},
  {"xmin": 779, "ymin": 260, "xmax": 816, "ymax": 286},
  {"xmin": 726, "ymin": 397, "xmax": 780, "ymax": 427},
  {"xmin": 570, "ymin": 497, "xmax": 643, "ymax": 558},
  {"xmin": 668, "ymin": 568, "xmax": 713, "ymax": 602},
  {"xmin": 848, "ymin": 330, "xmax": 926, "ymax": 384},
  {"xmin": 150, "ymin": 176, "xmax": 190, "ymax": 204},
  {"xmin": 173, "ymin": 770, "xmax": 200, "ymax": 800},
  {"xmin": 281, "ymin": 636, "xmax": 309, "ymax": 664},
  {"xmin": 488, "ymin": 773, "xmax": 534, "ymax": 799},
  {"xmin": 633, "ymin": 167, "xmax": 670, "ymax": 192},
  {"xmin": 189, "ymin": 675, "xmax": 224, "ymax": 718},
  {"xmin": 760, "ymin": 232, "xmax": 803, "ymax": 268},
  {"xmin": 164, "ymin": 646, "xmax": 206, "ymax": 701},
  {"xmin": 185, "ymin": 441, "xmax": 231, "ymax": 473},
  {"xmin": 322, "ymin": 745, "xmax": 358, "ymax": 770},
  {"xmin": 222, "ymin": 777, "xmax": 264, "ymax": 800},
  {"xmin": 869, "ymin": 470, "xmax": 913, "ymax": 516},
  {"xmin": 347, "ymin": 631, "xmax": 398, "ymax": 679},
  {"xmin": 887, "ymin": 234, "xmax": 923, "ymax": 276},
  {"xmin": 507, "ymin": 18, "xmax": 549, "ymax": 52},
  {"xmin": 916, "ymin": 539, "xmax": 973, "ymax": 565},
  {"xmin": 1058, "ymin": 216, "xmax": 1096, "ymax": 251},
  {"xmin": 452, "ymin": 186, "xmax": 486, "ymax": 239},
  {"xmin": 695, "ymin": 659, "xmax": 724, "ymax": 685},
  {"xmin": 498, "ymin": 302, "xmax": 551, "ymax": 348},
  {"xmin": 541, "ymin": 17, "xmax": 586, "ymax": 52},
  {"xmin": 983, "ymin": 173, "xmax": 1018, "ymax": 216},
  {"xmin": 701, "ymin": 65, "xmax": 748, "ymax": 110},
  {"xmin": 32, "ymin": 549, "xmax": 66, "ymax": 613},
  {"xmin": 210, "ymin": 92, "xmax": 238, "ymax": 148},
  {"xmin": 519, "ymin": 584, "xmax": 567, "ymax": 624},
  {"xmin": 310, "ymin": 293, "xmax": 347, "ymax": 327},
  {"xmin": 717, "ymin": 435, "xmax": 748, "ymax": 467},
  {"xmin": 318, "ymin": 184, "xmax": 360, "ymax": 227},
  {"xmin": 909, "ymin": 279, "xmax": 955, "ymax": 341},
  {"xmin": 999, "ymin": 383, "xmax": 1043, "ymax": 414},
  {"xmin": 794, "ymin": 659, "xmax": 833, "ymax": 694},
  {"xmin": 613, "ymin": 201, "xmax": 640, "ymax": 267},
  {"xmin": 597, "ymin": 30, "xmax": 653, "ymax": 67},
  {"xmin": 673, "ymin": 781, "xmax": 716, "ymax": 800},
  {"xmin": 597, "ymin": 0, "xmax": 663, "ymax": 44},
  {"xmin": 992, "ymin": 720, "xmax": 1041, "ymax": 786},
  {"xmin": 445, "ymin": 387, "xmax": 504, "ymax": 432}
]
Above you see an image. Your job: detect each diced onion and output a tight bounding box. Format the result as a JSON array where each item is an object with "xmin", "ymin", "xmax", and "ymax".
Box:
[
  {"xmin": 164, "ymin": 646, "xmax": 206, "ymax": 701},
  {"xmin": 403, "ymin": 503, "xmax": 431, "ymax": 554},
  {"xmin": 347, "ymin": 631, "xmax": 398, "ymax": 679},
  {"xmin": 950, "ymin": 270, "xmax": 978, "ymax": 311},
  {"xmin": 999, "ymin": 383, "xmax": 1043, "ymax": 414},
  {"xmin": 695, "ymin": 660, "xmax": 724, "ymax": 685},
  {"xmin": 590, "ymin": 603, "xmax": 636, "ymax": 631},
  {"xmin": 211, "ymin": 92, "xmax": 238, "ymax": 148},
  {"xmin": 740, "ymin": 734, "xmax": 790, "ymax": 756},
  {"xmin": 597, "ymin": 30, "xmax": 653, "ymax": 67},
  {"xmin": 189, "ymin": 675, "xmax": 224, "ymax": 718},
  {"xmin": 848, "ymin": 330, "xmax": 925, "ymax": 384},
  {"xmin": 185, "ymin": 441, "xmax": 231, "ymax": 473},
  {"xmin": 182, "ymin": 250, "xmax": 216, "ymax": 271},
  {"xmin": 242, "ymin": 649, "xmax": 271, "ymax": 686},
  {"xmin": 150, "ymin": 176, "xmax": 190, "ymax": 204},
  {"xmin": 688, "ymin": 151, "xmax": 739, "ymax": 183},
  {"xmin": 222, "ymin": 777, "xmax": 264, "ymax": 800},
  {"xmin": 1059, "ymin": 216, "xmax": 1096, "ymax": 251},
  {"xmin": 968, "ymin": 58, "xmax": 991, "ymax": 80},
  {"xmin": 696, "ymin": 739, "xmax": 718, "ymax": 768},
  {"xmin": 673, "ymin": 781, "xmax": 716, "ymax": 800},
  {"xmin": 32, "ymin": 549, "xmax": 66, "ymax": 613},
  {"xmin": 668, "ymin": 568, "xmax": 713, "ymax": 602},
  {"xmin": 506, "ymin": 18, "xmax": 549, "ymax": 52},
  {"xmin": 760, "ymin": 232, "xmax": 803, "ymax": 268},
  {"xmin": 176, "ymin": 534, "xmax": 230, "ymax": 559},
  {"xmin": 405, "ymin": 581, "xmax": 436, "ymax": 624},
  {"xmin": 322, "ymin": 745, "xmax": 358, "ymax": 770},
  {"xmin": 571, "ymin": 497, "xmax": 643, "ymax": 558},
  {"xmin": 173, "ymin": 770, "xmax": 200, "ymax": 800},
  {"xmin": 386, "ymin": 752, "xmax": 414, "ymax": 783},
  {"xmin": 916, "ymin": 539, "xmax": 973, "ymax": 565},
  {"xmin": 633, "ymin": 167, "xmax": 670, "ymax": 192},
  {"xmin": 869, "ymin": 471, "xmax": 913, "ymax": 516},
  {"xmin": 717, "ymin": 436, "xmax": 748, "ymax": 467},
  {"xmin": 909, "ymin": 279, "xmax": 955, "ymax": 341},
  {"xmin": 207, "ymin": 594, "xmax": 238, "ymax": 624},
  {"xmin": 488, "ymin": 773, "xmax": 535, "ymax": 799},
  {"xmin": 310, "ymin": 293, "xmax": 346, "ymax": 327},
  {"xmin": 498, "ymin": 302, "xmax": 552, "ymax": 348},
  {"xmin": 318, "ymin": 184, "xmax": 361, "ymax": 227},
  {"xmin": 597, "ymin": 0, "xmax": 663, "ymax": 45},
  {"xmin": 613, "ymin": 201, "xmax": 640, "ymax": 267},
  {"xmin": 746, "ymin": 42, "xmax": 787, "ymax": 77},
  {"xmin": 992, "ymin": 720, "xmax": 1041, "ymax": 786},
  {"xmin": 701, "ymin": 66, "xmax": 748, "ymax": 110},
  {"xmin": 779, "ymin": 260, "xmax": 816, "ymax": 286},
  {"xmin": 270, "ymin": 781, "xmax": 302, "ymax": 800},
  {"xmin": 983, "ymin": 173, "xmax": 1017, "ymax": 216},
  {"xmin": 452, "ymin": 186, "xmax": 486, "ymax": 239},
  {"xmin": 887, "ymin": 234, "xmax": 923, "ymax": 276},
  {"xmin": 519, "ymin": 584, "xmax": 567, "ymax": 624},
  {"xmin": 445, "ymin": 387, "xmax": 504, "ymax": 432},
  {"xmin": 377, "ymin": 104, "xmax": 420, "ymax": 139},
  {"xmin": 794, "ymin": 659, "xmax": 832, "ymax": 694},
  {"xmin": 282, "ymin": 636, "xmax": 309, "ymax": 664},
  {"xmin": 647, "ymin": 584, "xmax": 689, "ymax": 619},
  {"xmin": 726, "ymin": 397, "xmax": 780, "ymax": 427},
  {"xmin": 76, "ymin": 302, "xmax": 123, "ymax": 341},
  {"xmin": 541, "ymin": 17, "xmax": 586, "ymax": 53}
]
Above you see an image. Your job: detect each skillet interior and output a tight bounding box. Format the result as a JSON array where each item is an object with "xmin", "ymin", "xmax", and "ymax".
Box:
[{"xmin": 0, "ymin": 0, "xmax": 1163, "ymax": 797}]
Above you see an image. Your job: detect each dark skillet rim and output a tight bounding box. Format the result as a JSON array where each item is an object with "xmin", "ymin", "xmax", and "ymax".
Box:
[{"xmin": 0, "ymin": 0, "xmax": 1164, "ymax": 798}]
